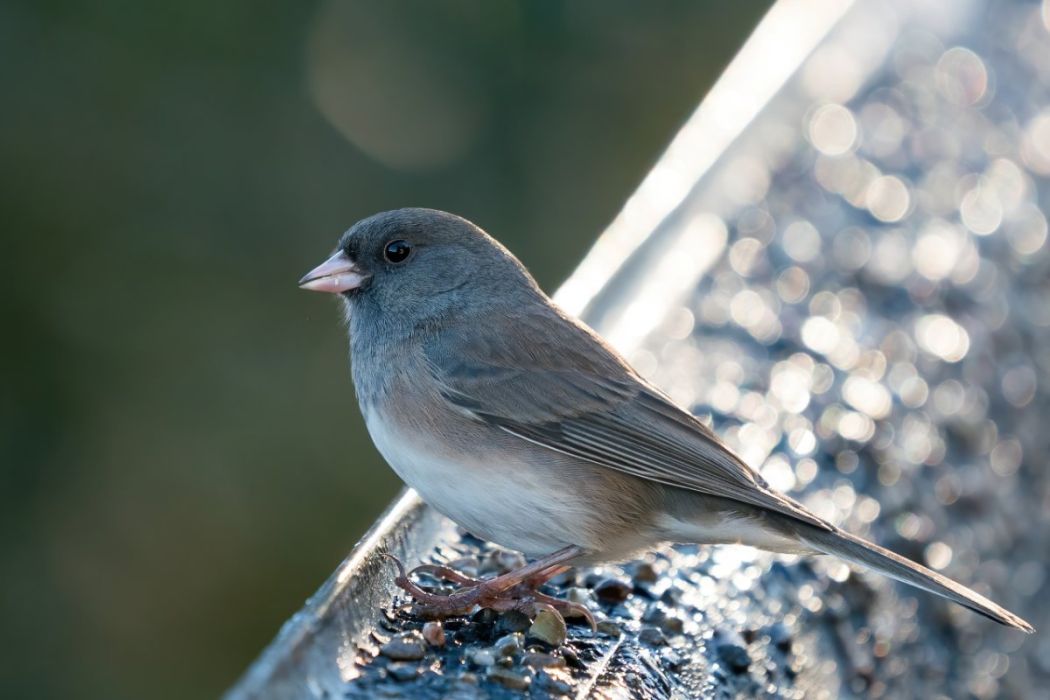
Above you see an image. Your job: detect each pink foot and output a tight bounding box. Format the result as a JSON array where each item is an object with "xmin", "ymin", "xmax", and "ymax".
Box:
[{"xmin": 383, "ymin": 547, "xmax": 595, "ymax": 631}]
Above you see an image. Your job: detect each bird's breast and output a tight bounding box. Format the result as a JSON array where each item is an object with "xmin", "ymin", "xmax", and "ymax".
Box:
[{"xmin": 360, "ymin": 400, "xmax": 590, "ymax": 557}]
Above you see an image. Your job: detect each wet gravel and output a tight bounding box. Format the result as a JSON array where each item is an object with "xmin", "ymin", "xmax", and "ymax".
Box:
[
  {"xmin": 340, "ymin": 1, "xmax": 1050, "ymax": 697},
  {"xmin": 348, "ymin": 539, "xmax": 812, "ymax": 699}
]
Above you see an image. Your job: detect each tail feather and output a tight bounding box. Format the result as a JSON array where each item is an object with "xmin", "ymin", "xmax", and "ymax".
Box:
[{"xmin": 799, "ymin": 526, "xmax": 1033, "ymax": 633}]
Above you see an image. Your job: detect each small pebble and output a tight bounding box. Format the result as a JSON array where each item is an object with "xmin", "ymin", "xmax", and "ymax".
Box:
[
  {"xmin": 715, "ymin": 640, "xmax": 751, "ymax": 673},
  {"xmin": 659, "ymin": 587, "xmax": 682, "ymax": 606},
  {"xmin": 768, "ymin": 622, "xmax": 792, "ymax": 652},
  {"xmin": 494, "ymin": 632, "xmax": 524, "ymax": 657},
  {"xmin": 386, "ymin": 662, "xmax": 421, "ymax": 681},
  {"xmin": 641, "ymin": 603, "xmax": 667, "ymax": 625},
  {"xmin": 582, "ymin": 571, "xmax": 606, "ymax": 588},
  {"xmin": 455, "ymin": 671, "xmax": 479, "ymax": 685},
  {"xmin": 467, "ymin": 648, "xmax": 496, "ymax": 667},
  {"xmin": 495, "ymin": 609, "xmax": 532, "ymax": 634},
  {"xmin": 594, "ymin": 577, "xmax": 632, "ymax": 604},
  {"xmin": 560, "ymin": 646, "xmax": 583, "ymax": 669},
  {"xmin": 660, "ymin": 648, "xmax": 685, "ymax": 670},
  {"xmin": 535, "ymin": 668, "xmax": 573, "ymax": 695},
  {"xmin": 380, "ymin": 631, "xmax": 427, "ymax": 661},
  {"xmin": 717, "ymin": 645, "xmax": 750, "ymax": 673},
  {"xmin": 596, "ymin": 619, "xmax": 622, "ymax": 637},
  {"xmin": 498, "ymin": 550, "xmax": 527, "ymax": 570},
  {"xmin": 446, "ymin": 556, "xmax": 479, "ymax": 577},
  {"xmin": 523, "ymin": 652, "xmax": 567, "ymax": 669},
  {"xmin": 547, "ymin": 568, "xmax": 577, "ymax": 587},
  {"xmin": 528, "ymin": 609, "xmax": 568, "ymax": 647},
  {"xmin": 565, "ymin": 586, "xmax": 592, "ymax": 605},
  {"xmin": 470, "ymin": 608, "xmax": 498, "ymax": 626},
  {"xmin": 659, "ymin": 614, "xmax": 684, "ymax": 636},
  {"xmin": 422, "ymin": 621, "xmax": 445, "ymax": 647},
  {"xmin": 638, "ymin": 626, "xmax": 668, "ymax": 646},
  {"xmin": 480, "ymin": 549, "xmax": 526, "ymax": 575},
  {"xmin": 487, "ymin": 666, "xmax": 531, "ymax": 690},
  {"xmin": 633, "ymin": 561, "xmax": 659, "ymax": 584},
  {"xmin": 632, "ymin": 582, "xmax": 658, "ymax": 600}
]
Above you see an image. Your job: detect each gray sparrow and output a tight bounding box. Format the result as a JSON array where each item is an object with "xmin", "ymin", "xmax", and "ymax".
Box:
[{"xmin": 300, "ymin": 208, "xmax": 1032, "ymax": 633}]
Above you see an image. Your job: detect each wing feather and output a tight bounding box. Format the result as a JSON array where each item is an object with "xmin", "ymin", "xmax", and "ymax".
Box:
[{"xmin": 425, "ymin": 311, "xmax": 832, "ymax": 532}]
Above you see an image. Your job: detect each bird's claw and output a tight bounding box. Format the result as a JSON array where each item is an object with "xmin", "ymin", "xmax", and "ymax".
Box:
[
  {"xmin": 382, "ymin": 552, "xmax": 596, "ymax": 631},
  {"xmin": 406, "ymin": 562, "xmax": 481, "ymax": 587},
  {"xmin": 530, "ymin": 590, "xmax": 597, "ymax": 632}
]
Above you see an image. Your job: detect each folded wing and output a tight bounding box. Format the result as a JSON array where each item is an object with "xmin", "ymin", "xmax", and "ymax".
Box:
[{"xmin": 424, "ymin": 310, "xmax": 833, "ymax": 532}]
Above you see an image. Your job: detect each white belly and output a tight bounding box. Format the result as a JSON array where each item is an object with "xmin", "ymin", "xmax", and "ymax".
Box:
[{"xmin": 363, "ymin": 408, "xmax": 579, "ymax": 556}]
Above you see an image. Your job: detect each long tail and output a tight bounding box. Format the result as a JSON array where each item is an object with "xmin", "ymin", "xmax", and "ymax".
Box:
[{"xmin": 798, "ymin": 525, "xmax": 1033, "ymax": 633}]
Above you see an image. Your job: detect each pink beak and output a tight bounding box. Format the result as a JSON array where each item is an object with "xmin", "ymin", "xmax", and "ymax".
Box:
[{"xmin": 298, "ymin": 250, "xmax": 368, "ymax": 293}]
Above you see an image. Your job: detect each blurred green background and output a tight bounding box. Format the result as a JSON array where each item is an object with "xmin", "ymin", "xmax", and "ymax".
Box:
[{"xmin": 0, "ymin": 2, "xmax": 771, "ymax": 697}]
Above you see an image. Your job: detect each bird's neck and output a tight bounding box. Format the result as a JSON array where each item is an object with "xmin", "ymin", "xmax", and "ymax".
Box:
[{"xmin": 345, "ymin": 296, "xmax": 436, "ymax": 409}]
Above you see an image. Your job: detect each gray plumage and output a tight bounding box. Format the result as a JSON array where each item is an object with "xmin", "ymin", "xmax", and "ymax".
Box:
[{"xmin": 301, "ymin": 208, "xmax": 1033, "ymax": 633}]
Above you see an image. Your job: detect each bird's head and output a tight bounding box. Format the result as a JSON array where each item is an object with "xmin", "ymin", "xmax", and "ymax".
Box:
[{"xmin": 299, "ymin": 208, "xmax": 542, "ymax": 324}]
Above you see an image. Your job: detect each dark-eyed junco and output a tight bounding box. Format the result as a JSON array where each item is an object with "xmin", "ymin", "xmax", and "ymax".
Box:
[{"xmin": 300, "ymin": 208, "xmax": 1032, "ymax": 632}]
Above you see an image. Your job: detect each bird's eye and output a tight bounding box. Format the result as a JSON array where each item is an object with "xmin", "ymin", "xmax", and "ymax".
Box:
[{"xmin": 383, "ymin": 240, "xmax": 412, "ymax": 264}]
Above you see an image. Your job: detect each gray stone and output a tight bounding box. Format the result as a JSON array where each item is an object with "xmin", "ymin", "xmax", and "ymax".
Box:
[
  {"xmin": 535, "ymin": 668, "xmax": 573, "ymax": 695},
  {"xmin": 638, "ymin": 626, "xmax": 667, "ymax": 647},
  {"xmin": 379, "ymin": 631, "xmax": 426, "ymax": 661},
  {"xmin": 593, "ymin": 577, "xmax": 632, "ymax": 604},
  {"xmin": 633, "ymin": 562, "xmax": 659, "ymax": 584},
  {"xmin": 715, "ymin": 640, "xmax": 750, "ymax": 673},
  {"xmin": 421, "ymin": 621, "xmax": 445, "ymax": 647},
  {"xmin": 659, "ymin": 614, "xmax": 684, "ymax": 636},
  {"xmin": 467, "ymin": 648, "xmax": 495, "ymax": 667},
  {"xmin": 487, "ymin": 666, "xmax": 531, "ymax": 690},
  {"xmin": 480, "ymin": 549, "xmax": 525, "ymax": 575},
  {"xmin": 385, "ymin": 662, "xmax": 421, "ymax": 681},
  {"xmin": 493, "ymin": 632, "xmax": 523, "ymax": 657},
  {"xmin": 495, "ymin": 609, "xmax": 531, "ymax": 635},
  {"xmin": 565, "ymin": 586, "xmax": 592, "ymax": 605},
  {"xmin": 523, "ymin": 652, "xmax": 566, "ymax": 669},
  {"xmin": 767, "ymin": 622, "xmax": 792, "ymax": 652},
  {"xmin": 660, "ymin": 648, "xmax": 685, "ymax": 670},
  {"xmin": 641, "ymin": 603, "xmax": 667, "ymax": 625}
]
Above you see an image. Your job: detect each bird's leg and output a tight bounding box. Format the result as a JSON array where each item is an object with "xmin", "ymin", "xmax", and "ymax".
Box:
[
  {"xmin": 485, "ymin": 559, "xmax": 596, "ymax": 630},
  {"xmin": 385, "ymin": 545, "xmax": 591, "ymax": 623},
  {"xmin": 527, "ymin": 564, "xmax": 571, "ymax": 585},
  {"xmin": 528, "ymin": 589, "xmax": 597, "ymax": 630},
  {"xmin": 515, "ymin": 562, "xmax": 596, "ymax": 626},
  {"xmin": 402, "ymin": 557, "xmax": 569, "ymax": 592},
  {"xmin": 407, "ymin": 561, "xmax": 567, "ymax": 593}
]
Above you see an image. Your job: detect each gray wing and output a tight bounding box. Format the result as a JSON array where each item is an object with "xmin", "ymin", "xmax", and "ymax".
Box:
[{"xmin": 424, "ymin": 310, "xmax": 833, "ymax": 532}]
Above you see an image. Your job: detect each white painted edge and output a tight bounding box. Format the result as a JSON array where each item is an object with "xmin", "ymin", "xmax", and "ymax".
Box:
[{"xmin": 554, "ymin": 0, "xmax": 855, "ymax": 315}]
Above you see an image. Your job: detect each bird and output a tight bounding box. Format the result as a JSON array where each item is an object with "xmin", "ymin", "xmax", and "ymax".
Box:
[{"xmin": 299, "ymin": 207, "xmax": 1033, "ymax": 633}]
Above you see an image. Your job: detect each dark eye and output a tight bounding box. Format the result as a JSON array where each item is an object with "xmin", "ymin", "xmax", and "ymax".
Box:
[{"xmin": 383, "ymin": 239, "xmax": 412, "ymax": 264}]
